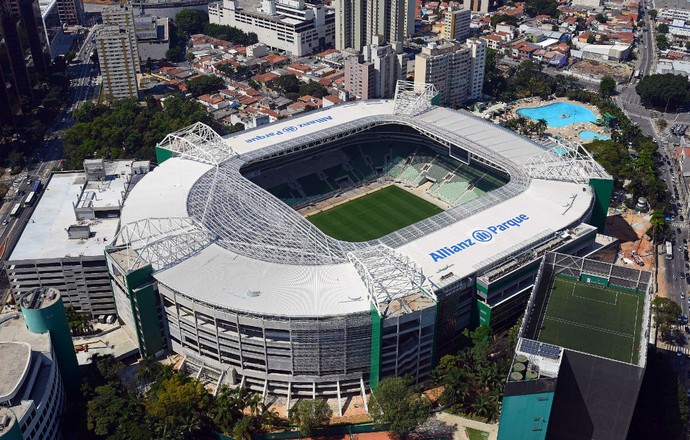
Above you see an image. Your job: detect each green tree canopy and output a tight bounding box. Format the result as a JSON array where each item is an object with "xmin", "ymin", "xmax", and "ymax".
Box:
[
  {"xmin": 369, "ymin": 377, "xmax": 430, "ymax": 438},
  {"xmin": 272, "ymin": 74, "xmax": 300, "ymax": 94},
  {"xmin": 599, "ymin": 76, "xmax": 616, "ymax": 97},
  {"xmin": 491, "ymin": 14, "xmax": 519, "ymax": 27},
  {"xmin": 187, "ymin": 74, "xmax": 226, "ymax": 96},
  {"xmin": 165, "ymin": 46, "xmax": 185, "ymax": 62},
  {"xmin": 525, "ymin": 0, "xmax": 559, "ymax": 17},
  {"xmin": 203, "ymin": 23, "xmax": 258, "ymax": 45},
  {"xmin": 63, "ymin": 96, "xmax": 223, "ymax": 169},
  {"xmin": 289, "ymin": 399, "xmax": 333, "ymax": 436},
  {"xmin": 648, "ymin": 8, "xmax": 657, "ymax": 19},
  {"xmin": 299, "ymin": 81, "xmax": 328, "ymax": 98},
  {"xmin": 636, "ymin": 73, "xmax": 690, "ymax": 111},
  {"xmin": 658, "ymin": 23, "xmax": 669, "ymax": 33},
  {"xmin": 656, "ymin": 34, "xmax": 670, "ymax": 50},
  {"xmin": 175, "ymin": 9, "xmax": 209, "ymax": 35}
]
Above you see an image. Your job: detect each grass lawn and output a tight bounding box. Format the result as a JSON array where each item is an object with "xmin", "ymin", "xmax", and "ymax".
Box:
[
  {"xmin": 307, "ymin": 185, "xmax": 443, "ymax": 242},
  {"xmin": 537, "ymin": 276, "xmax": 644, "ymax": 364},
  {"xmin": 465, "ymin": 427, "xmax": 489, "ymax": 440}
]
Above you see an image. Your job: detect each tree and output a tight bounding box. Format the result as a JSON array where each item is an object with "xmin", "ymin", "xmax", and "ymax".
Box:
[
  {"xmin": 203, "ymin": 23, "xmax": 258, "ymax": 45},
  {"xmin": 595, "ymin": 13, "xmax": 607, "ymax": 23},
  {"xmin": 289, "ymin": 399, "xmax": 332, "ymax": 436},
  {"xmin": 656, "ymin": 34, "xmax": 670, "ymax": 50},
  {"xmin": 636, "ymin": 73, "xmax": 690, "ymax": 111},
  {"xmin": 187, "ymin": 75, "xmax": 226, "ymax": 96},
  {"xmin": 653, "ymin": 296, "xmax": 682, "ymax": 341},
  {"xmin": 490, "ymin": 14, "xmax": 519, "ymax": 27},
  {"xmin": 658, "ymin": 23, "xmax": 669, "ymax": 34},
  {"xmin": 272, "ymin": 74, "xmax": 300, "ymax": 94},
  {"xmin": 299, "ymin": 81, "xmax": 328, "ymax": 98},
  {"xmin": 165, "ymin": 46, "xmax": 185, "ymax": 62},
  {"xmin": 587, "ymin": 34, "xmax": 596, "ymax": 44},
  {"xmin": 648, "ymin": 9, "xmax": 657, "ymax": 19},
  {"xmin": 524, "ymin": 0, "xmax": 559, "ymax": 17},
  {"xmin": 599, "ymin": 76, "xmax": 617, "ymax": 97},
  {"xmin": 369, "ymin": 377, "xmax": 430, "ymax": 438},
  {"xmin": 175, "ymin": 9, "xmax": 209, "ymax": 35}
]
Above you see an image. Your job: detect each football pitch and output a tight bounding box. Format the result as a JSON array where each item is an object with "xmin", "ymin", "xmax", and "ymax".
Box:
[
  {"xmin": 537, "ymin": 276, "xmax": 644, "ymax": 364},
  {"xmin": 307, "ymin": 185, "xmax": 443, "ymax": 242}
]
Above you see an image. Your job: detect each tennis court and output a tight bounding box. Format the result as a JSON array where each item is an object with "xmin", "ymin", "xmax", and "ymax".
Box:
[{"xmin": 537, "ymin": 275, "xmax": 644, "ymax": 364}]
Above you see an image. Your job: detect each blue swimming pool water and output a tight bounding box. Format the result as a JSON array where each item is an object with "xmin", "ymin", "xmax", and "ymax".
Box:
[
  {"xmin": 578, "ymin": 130, "xmax": 610, "ymax": 141},
  {"xmin": 516, "ymin": 102, "xmax": 597, "ymax": 128}
]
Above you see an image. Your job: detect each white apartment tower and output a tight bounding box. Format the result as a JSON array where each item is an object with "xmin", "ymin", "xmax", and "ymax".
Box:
[
  {"xmin": 414, "ymin": 38, "xmax": 486, "ymax": 106},
  {"xmin": 443, "ymin": 7, "xmax": 471, "ymax": 41},
  {"xmin": 102, "ymin": 3, "xmax": 141, "ymax": 73},
  {"xmin": 96, "ymin": 25, "xmax": 139, "ymax": 100},
  {"xmin": 345, "ymin": 35, "xmax": 405, "ymax": 99},
  {"xmin": 208, "ymin": 0, "xmax": 335, "ymax": 56},
  {"xmin": 335, "ymin": 0, "xmax": 414, "ymax": 50}
]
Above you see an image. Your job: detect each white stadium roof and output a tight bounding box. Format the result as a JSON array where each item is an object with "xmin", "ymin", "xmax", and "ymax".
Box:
[{"xmin": 113, "ymin": 83, "xmax": 608, "ymax": 318}]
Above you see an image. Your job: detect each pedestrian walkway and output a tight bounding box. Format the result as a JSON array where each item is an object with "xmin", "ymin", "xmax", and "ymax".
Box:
[{"xmin": 434, "ymin": 412, "xmax": 498, "ymax": 440}]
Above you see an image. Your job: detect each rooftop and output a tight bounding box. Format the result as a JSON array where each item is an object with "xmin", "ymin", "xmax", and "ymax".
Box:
[
  {"xmin": 8, "ymin": 161, "xmax": 139, "ymax": 261},
  {"xmin": 20, "ymin": 287, "xmax": 61, "ymax": 310},
  {"xmin": 0, "ymin": 341, "xmax": 31, "ymax": 402}
]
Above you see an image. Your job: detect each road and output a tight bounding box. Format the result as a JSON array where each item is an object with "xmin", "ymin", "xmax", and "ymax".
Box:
[{"xmin": 0, "ymin": 26, "xmax": 101, "ymax": 306}]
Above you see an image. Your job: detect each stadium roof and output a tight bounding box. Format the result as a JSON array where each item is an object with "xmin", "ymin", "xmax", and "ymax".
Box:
[{"xmin": 114, "ymin": 87, "xmax": 608, "ymax": 317}]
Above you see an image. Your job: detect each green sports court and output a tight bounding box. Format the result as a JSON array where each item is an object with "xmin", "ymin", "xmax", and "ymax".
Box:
[
  {"xmin": 537, "ymin": 275, "xmax": 645, "ymax": 364},
  {"xmin": 307, "ymin": 185, "xmax": 443, "ymax": 242}
]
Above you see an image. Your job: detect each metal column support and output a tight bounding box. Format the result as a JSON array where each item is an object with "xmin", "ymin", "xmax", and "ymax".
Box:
[
  {"xmin": 286, "ymin": 382, "xmax": 292, "ymax": 416},
  {"xmin": 336, "ymin": 380, "xmax": 343, "ymax": 417},
  {"xmin": 312, "ymin": 382, "xmax": 316, "ymax": 400},
  {"xmin": 240, "ymin": 375, "xmax": 246, "ymax": 389},
  {"xmin": 360, "ymin": 377, "xmax": 368, "ymax": 413},
  {"xmin": 262, "ymin": 379, "xmax": 268, "ymax": 403},
  {"xmin": 196, "ymin": 365, "xmax": 203, "ymax": 380}
]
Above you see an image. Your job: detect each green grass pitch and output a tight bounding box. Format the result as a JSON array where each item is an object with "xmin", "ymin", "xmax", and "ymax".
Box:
[
  {"xmin": 307, "ymin": 185, "xmax": 443, "ymax": 242},
  {"xmin": 537, "ymin": 276, "xmax": 644, "ymax": 364}
]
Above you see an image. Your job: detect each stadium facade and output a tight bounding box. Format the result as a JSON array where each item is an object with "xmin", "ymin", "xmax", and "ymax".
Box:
[
  {"xmin": 105, "ymin": 82, "xmax": 613, "ymax": 408},
  {"xmin": 498, "ymin": 252, "xmax": 652, "ymax": 440}
]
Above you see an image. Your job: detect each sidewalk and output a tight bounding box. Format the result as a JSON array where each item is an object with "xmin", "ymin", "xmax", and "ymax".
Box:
[{"xmin": 434, "ymin": 412, "xmax": 498, "ymax": 440}]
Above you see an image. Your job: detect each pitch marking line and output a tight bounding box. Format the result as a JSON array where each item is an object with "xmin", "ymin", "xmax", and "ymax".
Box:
[{"xmin": 544, "ymin": 316, "xmax": 635, "ymax": 339}]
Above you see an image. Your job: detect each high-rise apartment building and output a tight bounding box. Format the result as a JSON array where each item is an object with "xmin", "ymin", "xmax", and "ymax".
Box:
[
  {"xmin": 102, "ymin": 3, "xmax": 140, "ymax": 72},
  {"xmin": 96, "ymin": 25, "xmax": 139, "ymax": 100},
  {"xmin": 443, "ymin": 7, "xmax": 470, "ymax": 41},
  {"xmin": 0, "ymin": 0, "xmax": 49, "ymax": 119},
  {"xmin": 414, "ymin": 38, "xmax": 486, "ymax": 106},
  {"xmin": 344, "ymin": 35, "xmax": 405, "ymax": 99},
  {"xmin": 463, "ymin": 0, "xmax": 489, "ymax": 13},
  {"xmin": 56, "ymin": 0, "xmax": 83, "ymax": 25},
  {"xmin": 335, "ymin": 0, "xmax": 414, "ymax": 51},
  {"xmin": 208, "ymin": 0, "xmax": 335, "ymax": 56}
]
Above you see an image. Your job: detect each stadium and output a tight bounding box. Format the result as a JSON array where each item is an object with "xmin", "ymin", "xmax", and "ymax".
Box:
[{"xmin": 105, "ymin": 82, "xmax": 613, "ymax": 410}]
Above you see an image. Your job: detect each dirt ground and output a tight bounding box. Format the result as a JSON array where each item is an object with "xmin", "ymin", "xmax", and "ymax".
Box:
[
  {"xmin": 604, "ymin": 210, "xmax": 655, "ymax": 273},
  {"xmin": 570, "ymin": 59, "xmax": 633, "ymax": 83}
]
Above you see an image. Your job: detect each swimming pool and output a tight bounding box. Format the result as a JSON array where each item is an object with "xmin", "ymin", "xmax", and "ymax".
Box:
[
  {"xmin": 578, "ymin": 130, "xmax": 610, "ymax": 141},
  {"xmin": 516, "ymin": 102, "xmax": 597, "ymax": 127}
]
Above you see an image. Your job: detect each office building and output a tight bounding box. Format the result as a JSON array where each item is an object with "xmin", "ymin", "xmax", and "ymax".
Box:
[
  {"xmin": 96, "ymin": 24, "xmax": 140, "ymax": 100},
  {"xmin": 414, "ymin": 38, "xmax": 486, "ymax": 106},
  {"xmin": 208, "ymin": 0, "xmax": 335, "ymax": 57},
  {"xmin": 0, "ymin": 0, "xmax": 50, "ymax": 117},
  {"xmin": 335, "ymin": 0, "xmax": 414, "ymax": 51},
  {"xmin": 56, "ymin": 0, "xmax": 82, "ymax": 25},
  {"xmin": 0, "ymin": 288, "xmax": 77, "ymax": 440},
  {"xmin": 443, "ymin": 7, "xmax": 470, "ymax": 42},
  {"xmin": 102, "ymin": 3, "xmax": 140, "ymax": 72},
  {"xmin": 498, "ymin": 252, "xmax": 652, "ymax": 440},
  {"xmin": 344, "ymin": 35, "xmax": 405, "ymax": 99},
  {"xmin": 5, "ymin": 160, "xmax": 149, "ymax": 319}
]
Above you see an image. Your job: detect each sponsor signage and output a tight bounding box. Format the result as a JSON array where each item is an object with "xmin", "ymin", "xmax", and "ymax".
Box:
[
  {"xmin": 244, "ymin": 115, "xmax": 334, "ymax": 143},
  {"xmin": 429, "ymin": 214, "xmax": 530, "ymax": 262}
]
